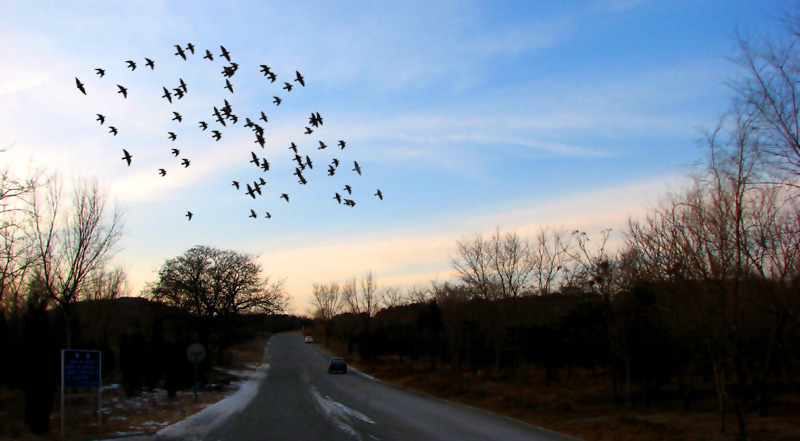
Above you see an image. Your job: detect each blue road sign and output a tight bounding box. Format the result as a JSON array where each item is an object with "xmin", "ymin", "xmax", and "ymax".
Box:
[{"xmin": 62, "ymin": 350, "xmax": 101, "ymax": 389}]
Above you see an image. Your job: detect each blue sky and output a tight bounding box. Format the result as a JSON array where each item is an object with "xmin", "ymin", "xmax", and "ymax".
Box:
[{"xmin": 0, "ymin": 0, "xmax": 785, "ymax": 312}]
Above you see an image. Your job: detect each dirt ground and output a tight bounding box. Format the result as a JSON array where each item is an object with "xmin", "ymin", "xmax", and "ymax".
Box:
[
  {"xmin": 0, "ymin": 335, "xmax": 271, "ymax": 441},
  {"xmin": 317, "ymin": 334, "xmax": 800, "ymax": 441}
]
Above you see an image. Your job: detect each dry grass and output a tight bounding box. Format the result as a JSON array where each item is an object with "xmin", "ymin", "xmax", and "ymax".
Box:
[
  {"xmin": 0, "ymin": 333, "xmax": 270, "ymax": 441},
  {"xmin": 316, "ymin": 338, "xmax": 800, "ymax": 441}
]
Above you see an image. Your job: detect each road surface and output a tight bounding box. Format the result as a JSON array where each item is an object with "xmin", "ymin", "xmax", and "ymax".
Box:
[{"xmin": 148, "ymin": 333, "xmax": 582, "ymax": 441}]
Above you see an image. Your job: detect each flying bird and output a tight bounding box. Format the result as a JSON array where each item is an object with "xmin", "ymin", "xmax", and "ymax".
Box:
[
  {"xmin": 283, "ymin": 82, "xmax": 293, "ymax": 92},
  {"xmin": 117, "ymin": 85, "xmax": 128, "ymax": 98},
  {"xmin": 250, "ymin": 152, "xmax": 260, "ymax": 166},
  {"xmin": 246, "ymin": 184, "xmax": 257, "ymax": 199},
  {"xmin": 109, "ymin": 126, "xmax": 118, "ymax": 136},
  {"xmin": 213, "ymin": 107, "xmax": 227, "ymax": 126},
  {"xmin": 75, "ymin": 77, "xmax": 86, "ymax": 95},
  {"xmin": 232, "ymin": 181, "xmax": 240, "ymax": 189},
  {"xmin": 159, "ymin": 169, "xmax": 167, "ymax": 176},
  {"xmin": 267, "ymin": 71, "xmax": 277, "ymax": 83},
  {"xmin": 260, "ymin": 65, "xmax": 272, "ymax": 75},
  {"xmin": 181, "ymin": 158, "xmax": 190, "ymax": 168},
  {"xmin": 224, "ymin": 79, "xmax": 234, "ymax": 93},
  {"xmin": 179, "ymin": 78, "xmax": 187, "ymax": 93},
  {"xmin": 344, "ymin": 199, "xmax": 356, "ymax": 207},
  {"xmin": 96, "ymin": 114, "xmax": 105, "ymax": 124},
  {"xmin": 261, "ymin": 158, "xmax": 270, "ymax": 171},
  {"xmin": 255, "ymin": 134, "xmax": 265, "ymax": 148},
  {"xmin": 298, "ymin": 175, "xmax": 308, "ymax": 185},
  {"xmin": 173, "ymin": 87, "xmax": 185, "ymax": 99},
  {"xmin": 126, "ymin": 60, "xmax": 136, "ymax": 71},
  {"xmin": 186, "ymin": 211, "xmax": 193, "ymax": 220},
  {"xmin": 353, "ymin": 161, "xmax": 361, "ymax": 175},
  {"xmin": 304, "ymin": 127, "xmax": 313, "ymax": 135},
  {"xmin": 334, "ymin": 193, "xmax": 342, "ymax": 204},
  {"xmin": 175, "ymin": 44, "xmax": 186, "ymax": 60},
  {"xmin": 293, "ymin": 154, "xmax": 304, "ymax": 167},
  {"xmin": 199, "ymin": 121, "xmax": 208, "ymax": 130},
  {"xmin": 273, "ymin": 96, "xmax": 281, "ymax": 106},
  {"xmin": 121, "ymin": 149, "xmax": 132, "ymax": 166},
  {"xmin": 328, "ymin": 165, "xmax": 336, "ymax": 176},
  {"xmin": 305, "ymin": 155, "xmax": 313, "ymax": 169},
  {"xmin": 289, "ymin": 143, "xmax": 298, "ymax": 153},
  {"xmin": 318, "ymin": 141, "xmax": 327, "ymax": 150},
  {"xmin": 168, "ymin": 132, "xmax": 177, "ymax": 141},
  {"xmin": 244, "ymin": 118, "xmax": 254, "ymax": 128},
  {"xmin": 171, "ymin": 148, "xmax": 180, "ymax": 157},
  {"xmin": 338, "ymin": 140, "xmax": 346, "ymax": 149},
  {"xmin": 162, "ymin": 87, "xmax": 172, "ymax": 103},
  {"xmin": 186, "ymin": 43, "xmax": 195, "ymax": 54},
  {"xmin": 95, "ymin": 68, "xmax": 105, "ymax": 78},
  {"xmin": 220, "ymin": 45, "xmax": 231, "ymax": 62},
  {"xmin": 332, "ymin": 158, "xmax": 339, "ymax": 167},
  {"xmin": 204, "ymin": 49, "xmax": 213, "ymax": 61},
  {"xmin": 265, "ymin": 212, "xmax": 271, "ymax": 219},
  {"xmin": 249, "ymin": 209, "xmax": 257, "ymax": 219},
  {"xmin": 172, "ymin": 112, "xmax": 182, "ymax": 122},
  {"xmin": 344, "ymin": 185, "xmax": 352, "ymax": 194},
  {"xmin": 280, "ymin": 193, "xmax": 289, "ymax": 202},
  {"xmin": 212, "ymin": 130, "xmax": 222, "ymax": 141},
  {"xmin": 375, "ymin": 189, "xmax": 383, "ymax": 200},
  {"xmin": 251, "ymin": 182, "xmax": 262, "ymax": 195},
  {"xmin": 294, "ymin": 71, "xmax": 305, "ymax": 87},
  {"xmin": 260, "ymin": 112, "xmax": 268, "ymax": 123},
  {"xmin": 258, "ymin": 177, "xmax": 267, "ymax": 186},
  {"xmin": 145, "ymin": 58, "xmax": 155, "ymax": 70}
]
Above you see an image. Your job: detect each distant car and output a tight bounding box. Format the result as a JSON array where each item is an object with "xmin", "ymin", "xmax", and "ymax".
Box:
[
  {"xmin": 328, "ymin": 358, "xmax": 347, "ymax": 374},
  {"xmin": 304, "ymin": 336, "xmax": 314, "ymax": 343}
]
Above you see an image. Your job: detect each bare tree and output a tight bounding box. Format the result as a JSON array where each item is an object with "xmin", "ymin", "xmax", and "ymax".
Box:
[
  {"xmin": 341, "ymin": 277, "xmax": 359, "ymax": 314},
  {"xmin": 528, "ymin": 227, "xmax": 572, "ymax": 295},
  {"xmin": 311, "ymin": 282, "xmax": 343, "ymax": 321},
  {"xmin": 380, "ymin": 285, "xmax": 407, "ymax": 309},
  {"xmin": 30, "ymin": 176, "xmax": 123, "ymax": 347},
  {"xmin": 81, "ymin": 266, "xmax": 130, "ymax": 301},
  {"xmin": 452, "ymin": 233, "xmax": 494, "ymax": 299},
  {"xmin": 360, "ymin": 270, "xmax": 380, "ymax": 316}
]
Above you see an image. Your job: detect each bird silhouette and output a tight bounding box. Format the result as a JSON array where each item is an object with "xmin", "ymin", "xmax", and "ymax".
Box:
[
  {"xmin": 305, "ymin": 156, "xmax": 313, "ymax": 169},
  {"xmin": 126, "ymin": 60, "xmax": 136, "ymax": 71},
  {"xmin": 162, "ymin": 87, "xmax": 172, "ymax": 103},
  {"xmin": 109, "ymin": 126, "xmax": 118, "ymax": 136},
  {"xmin": 375, "ymin": 189, "xmax": 383, "ymax": 200},
  {"xmin": 204, "ymin": 49, "xmax": 214, "ymax": 61},
  {"xmin": 283, "ymin": 82, "xmax": 293, "ymax": 92},
  {"xmin": 222, "ymin": 63, "xmax": 239, "ymax": 78},
  {"xmin": 181, "ymin": 158, "xmax": 190, "ymax": 168},
  {"xmin": 186, "ymin": 211, "xmax": 193, "ymax": 220},
  {"xmin": 244, "ymin": 118, "xmax": 254, "ymax": 128},
  {"xmin": 186, "ymin": 43, "xmax": 195, "ymax": 54},
  {"xmin": 344, "ymin": 199, "xmax": 356, "ymax": 207},
  {"xmin": 117, "ymin": 85, "xmax": 128, "ymax": 98},
  {"xmin": 224, "ymin": 79, "xmax": 234, "ymax": 93},
  {"xmin": 213, "ymin": 107, "xmax": 227, "ymax": 126},
  {"xmin": 315, "ymin": 112, "xmax": 323, "ymax": 126},
  {"xmin": 255, "ymin": 134, "xmax": 265, "ymax": 148},
  {"xmin": 168, "ymin": 132, "xmax": 177, "ymax": 141},
  {"xmin": 173, "ymin": 87, "xmax": 185, "ymax": 99},
  {"xmin": 289, "ymin": 142, "xmax": 298, "ymax": 153},
  {"xmin": 259, "ymin": 177, "xmax": 267, "ymax": 186},
  {"xmin": 175, "ymin": 45, "xmax": 186, "ymax": 60},
  {"xmin": 96, "ymin": 114, "xmax": 105, "ymax": 124},
  {"xmin": 249, "ymin": 209, "xmax": 257, "ymax": 219},
  {"xmin": 246, "ymin": 183, "xmax": 257, "ymax": 199},
  {"xmin": 353, "ymin": 161, "xmax": 361, "ymax": 175},
  {"xmin": 172, "ymin": 112, "xmax": 182, "ymax": 122},
  {"xmin": 199, "ymin": 121, "xmax": 208, "ymax": 131},
  {"xmin": 338, "ymin": 140, "xmax": 346, "ymax": 149},
  {"xmin": 298, "ymin": 175, "xmax": 308, "ymax": 185},
  {"xmin": 232, "ymin": 181, "xmax": 240, "ymax": 189},
  {"xmin": 230, "ymin": 114, "xmax": 239, "ymax": 125},
  {"xmin": 265, "ymin": 212, "xmax": 271, "ymax": 219},
  {"xmin": 121, "ymin": 149, "xmax": 132, "ymax": 165},
  {"xmin": 250, "ymin": 152, "xmax": 260, "ymax": 166},
  {"xmin": 95, "ymin": 68, "xmax": 105, "ymax": 78},
  {"xmin": 260, "ymin": 111, "xmax": 268, "ymax": 123},
  {"xmin": 273, "ymin": 96, "xmax": 281, "ymax": 106},
  {"xmin": 334, "ymin": 193, "xmax": 342, "ymax": 204},
  {"xmin": 261, "ymin": 159, "xmax": 270, "ymax": 171},
  {"xmin": 145, "ymin": 58, "xmax": 155, "ymax": 70},
  {"xmin": 328, "ymin": 165, "xmax": 336, "ymax": 176},
  {"xmin": 220, "ymin": 45, "xmax": 231, "ymax": 62},
  {"xmin": 267, "ymin": 71, "xmax": 277, "ymax": 83},
  {"xmin": 332, "ymin": 158, "xmax": 339, "ymax": 167},
  {"xmin": 260, "ymin": 65, "xmax": 273, "ymax": 75},
  {"xmin": 212, "ymin": 130, "xmax": 222, "ymax": 141},
  {"xmin": 171, "ymin": 148, "xmax": 180, "ymax": 157},
  {"xmin": 293, "ymin": 154, "xmax": 304, "ymax": 167},
  {"xmin": 252, "ymin": 182, "xmax": 262, "ymax": 195},
  {"xmin": 159, "ymin": 169, "xmax": 167, "ymax": 176},
  {"xmin": 295, "ymin": 71, "xmax": 305, "ymax": 86},
  {"xmin": 75, "ymin": 77, "xmax": 86, "ymax": 95},
  {"xmin": 318, "ymin": 141, "xmax": 327, "ymax": 150},
  {"xmin": 179, "ymin": 78, "xmax": 187, "ymax": 93},
  {"xmin": 344, "ymin": 185, "xmax": 352, "ymax": 194},
  {"xmin": 280, "ymin": 194, "xmax": 290, "ymax": 202},
  {"xmin": 304, "ymin": 127, "xmax": 313, "ymax": 135}
]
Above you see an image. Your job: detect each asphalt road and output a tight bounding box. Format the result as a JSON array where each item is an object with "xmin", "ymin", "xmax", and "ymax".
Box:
[{"xmin": 150, "ymin": 333, "xmax": 582, "ymax": 441}]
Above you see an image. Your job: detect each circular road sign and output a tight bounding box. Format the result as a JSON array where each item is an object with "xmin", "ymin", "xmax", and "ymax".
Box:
[{"xmin": 186, "ymin": 343, "xmax": 206, "ymax": 363}]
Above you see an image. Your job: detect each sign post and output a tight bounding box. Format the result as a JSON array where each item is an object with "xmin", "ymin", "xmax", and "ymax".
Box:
[
  {"xmin": 61, "ymin": 349, "xmax": 102, "ymax": 437},
  {"xmin": 186, "ymin": 343, "xmax": 206, "ymax": 402}
]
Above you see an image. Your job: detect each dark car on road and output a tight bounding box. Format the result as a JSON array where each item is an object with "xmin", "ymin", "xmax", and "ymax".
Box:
[{"xmin": 328, "ymin": 358, "xmax": 347, "ymax": 374}]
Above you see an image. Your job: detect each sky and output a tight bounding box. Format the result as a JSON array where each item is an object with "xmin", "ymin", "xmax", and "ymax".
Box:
[{"xmin": 0, "ymin": 0, "xmax": 787, "ymax": 312}]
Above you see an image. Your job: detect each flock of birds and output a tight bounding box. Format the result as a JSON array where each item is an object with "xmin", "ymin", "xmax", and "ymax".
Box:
[{"xmin": 75, "ymin": 44, "xmax": 382, "ymax": 221}]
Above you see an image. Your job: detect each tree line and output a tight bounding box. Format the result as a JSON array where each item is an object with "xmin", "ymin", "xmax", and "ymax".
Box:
[{"xmin": 311, "ymin": 10, "xmax": 800, "ymax": 440}]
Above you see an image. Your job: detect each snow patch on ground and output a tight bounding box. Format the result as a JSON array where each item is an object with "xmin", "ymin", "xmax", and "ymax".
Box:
[
  {"xmin": 156, "ymin": 363, "xmax": 270, "ymax": 440},
  {"xmin": 309, "ymin": 384, "xmax": 375, "ymax": 440}
]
